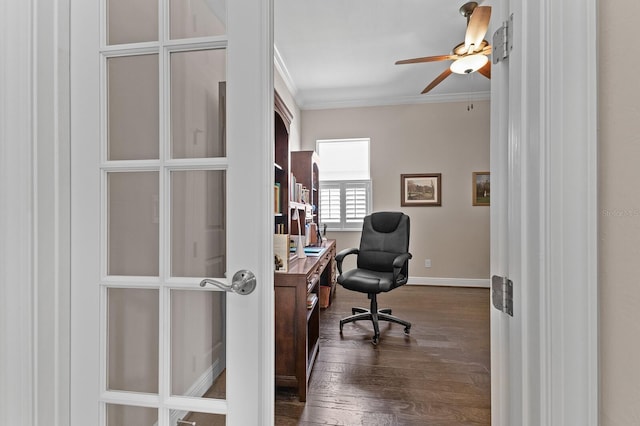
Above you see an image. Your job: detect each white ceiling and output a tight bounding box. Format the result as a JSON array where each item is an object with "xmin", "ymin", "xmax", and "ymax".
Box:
[{"xmin": 274, "ymin": 0, "xmax": 493, "ymax": 109}]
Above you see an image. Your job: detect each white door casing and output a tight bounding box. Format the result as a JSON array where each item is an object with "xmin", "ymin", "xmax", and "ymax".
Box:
[
  {"xmin": 1, "ymin": 0, "xmax": 72, "ymax": 425},
  {"xmin": 69, "ymin": 0, "xmax": 274, "ymax": 425},
  {"xmin": 489, "ymin": 0, "xmax": 598, "ymax": 425}
]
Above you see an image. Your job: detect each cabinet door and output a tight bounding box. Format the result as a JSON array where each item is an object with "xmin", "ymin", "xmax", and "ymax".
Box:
[{"xmin": 291, "ymin": 150, "xmax": 320, "ymax": 226}]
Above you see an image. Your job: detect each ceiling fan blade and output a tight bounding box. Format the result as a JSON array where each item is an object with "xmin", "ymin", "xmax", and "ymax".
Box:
[
  {"xmin": 396, "ymin": 54, "xmax": 458, "ymax": 65},
  {"xmin": 421, "ymin": 68, "xmax": 453, "ymax": 94},
  {"xmin": 464, "ymin": 6, "xmax": 491, "ymax": 53},
  {"xmin": 477, "ymin": 61, "xmax": 491, "ymax": 79}
]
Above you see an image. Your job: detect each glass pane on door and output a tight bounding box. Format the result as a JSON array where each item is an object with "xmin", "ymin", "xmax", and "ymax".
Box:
[
  {"xmin": 171, "ymin": 170, "xmax": 226, "ymax": 278},
  {"xmin": 107, "ymin": 288, "xmax": 159, "ymax": 393},
  {"xmin": 171, "ymin": 50, "xmax": 226, "ymax": 159},
  {"xmin": 107, "ymin": 171, "xmax": 159, "ymax": 276},
  {"xmin": 107, "ymin": 0, "xmax": 158, "ymax": 45},
  {"xmin": 171, "ymin": 410, "xmax": 226, "ymax": 426},
  {"xmin": 107, "ymin": 55, "xmax": 159, "ymax": 161},
  {"xmin": 169, "ymin": 0, "xmax": 226, "ymax": 39},
  {"xmin": 106, "ymin": 404, "xmax": 158, "ymax": 426},
  {"xmin": 171, "ymin": 289, "xmax": 226, "ymax": 399}
]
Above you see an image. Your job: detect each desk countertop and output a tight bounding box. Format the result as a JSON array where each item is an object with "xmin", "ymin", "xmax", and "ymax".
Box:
[{"xmin": 275, "ymin": 239, "xmax": 335, "ymax": 278}]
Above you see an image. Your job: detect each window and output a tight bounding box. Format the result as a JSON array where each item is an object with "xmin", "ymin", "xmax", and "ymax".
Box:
[{"xmin": 317, "ymin": 138, "xmax": 371, "ymax": 230}]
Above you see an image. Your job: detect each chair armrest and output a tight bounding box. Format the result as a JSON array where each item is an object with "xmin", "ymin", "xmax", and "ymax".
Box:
[
  {"xmin": 335, "ymin": 247, "xmax": 359, "ymax": 275},
  {"xmin": 392, "ymin": 252, "xmax": 413, "ymax": 282},
  {"xmin": 392, "ymin": 252, "xmax": 412, "ymax": 268}
]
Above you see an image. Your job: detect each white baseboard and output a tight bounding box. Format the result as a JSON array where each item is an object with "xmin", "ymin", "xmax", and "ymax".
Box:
[
  {"xmin": 186, "ymin": 358, "xmax": 224, "ymax": 398},
  {"xmin": 407, "ymin": 277, "xmax": 490, "ymax": 288}
]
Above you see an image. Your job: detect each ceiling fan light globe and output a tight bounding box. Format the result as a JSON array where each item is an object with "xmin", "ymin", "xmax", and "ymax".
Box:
[{"xmin": 450, "ymin": 54, "xmax": 488, "ymax": 75}]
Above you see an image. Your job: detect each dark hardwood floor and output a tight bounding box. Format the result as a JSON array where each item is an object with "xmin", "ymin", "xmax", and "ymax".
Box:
[{"xmin": 275, "ymin": 285, "xmax": 491, "ymax": 425}]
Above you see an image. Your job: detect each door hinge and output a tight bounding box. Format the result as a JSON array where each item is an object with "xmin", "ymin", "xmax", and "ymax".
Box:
[
  {"xmin": 491, "ymin": 275, "xmax": 513, "ymax": 316},
  {"xmin": 492, "ymin": 13, "xmax": 513, "ymax": 64}
]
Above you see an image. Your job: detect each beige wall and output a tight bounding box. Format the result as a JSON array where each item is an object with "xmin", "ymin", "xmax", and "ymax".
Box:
[
  {"xmin": 599, "ymin": 2, "xmax": 640, "ymax": 424},
  {"xmin": 300, "ymin": 101, "xmax": 490, "ymax": 280}
]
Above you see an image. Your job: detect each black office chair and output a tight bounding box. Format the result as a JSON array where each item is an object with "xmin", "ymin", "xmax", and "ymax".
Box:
[{"xmin": 335, "ymin": 211, "xmax": 412, "ymax": 345}]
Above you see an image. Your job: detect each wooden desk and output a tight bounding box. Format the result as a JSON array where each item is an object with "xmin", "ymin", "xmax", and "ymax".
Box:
[{"xmin": 274, "ymin": 239, "xmax": 336, "ymax": 401}]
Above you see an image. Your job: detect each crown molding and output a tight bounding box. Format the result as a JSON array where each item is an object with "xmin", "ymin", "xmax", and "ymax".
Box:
[
  {"xmin": 273, "ymin": 44, "xmax": 298, "ymax": 100},
  {"xmin": 274, "ymin": 45, "xmax": 489, "ymax": 111},
  {"xmin": 299, "ymin": 90, "xmax": 490, "ymax": 111}
]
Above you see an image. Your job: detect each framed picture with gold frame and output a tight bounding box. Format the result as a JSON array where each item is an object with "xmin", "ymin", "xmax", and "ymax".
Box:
[{"xmin": 472, "ymin": 172, "xmax": 490, "ymax": 206}]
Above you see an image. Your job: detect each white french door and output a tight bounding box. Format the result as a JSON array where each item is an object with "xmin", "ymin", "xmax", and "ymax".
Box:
[{"xmin": 70, "ymin": 0, "xmax": 274, "ymax": 424}]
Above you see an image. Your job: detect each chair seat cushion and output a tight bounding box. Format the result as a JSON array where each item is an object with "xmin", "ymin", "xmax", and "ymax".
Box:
[{"xmin": 337, "ymin": 268, "xmax": 399, "ymax": 293}]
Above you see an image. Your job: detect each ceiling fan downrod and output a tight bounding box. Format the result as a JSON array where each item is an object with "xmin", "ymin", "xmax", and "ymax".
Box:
[{"xmin": 459, "ymin": 1, "xmax": 479, "ymax": 24}]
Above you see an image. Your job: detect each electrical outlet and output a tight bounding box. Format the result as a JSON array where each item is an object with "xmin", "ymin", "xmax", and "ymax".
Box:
[{"xmin": 424, "ymin": 259, "xmax": 431, "ymax": 268}]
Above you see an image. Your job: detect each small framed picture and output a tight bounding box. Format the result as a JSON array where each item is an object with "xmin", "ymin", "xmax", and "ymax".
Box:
[
  {"xmin": 473, "ymin": 172, "xmax": 490, "ymax": 206},
  {"xmin": 401, "ymin": 173, "xmax": 442, "ymax": 207}
]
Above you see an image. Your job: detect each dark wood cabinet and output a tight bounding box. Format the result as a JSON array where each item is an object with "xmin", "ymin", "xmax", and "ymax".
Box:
[
  {"xmin": 274, "ymin": 240, "xmax": 336, "ymax": 401},
  {"xmin": 291, "ymin": 150, "xmax": 320, "ymax": 229},
  {"xmin": 274, "ymin": 93, "xmax": 336, "ymax": 401},
  {"xmin": 274, "ymin": 91, "xmax": 293, "ymax": 234}
]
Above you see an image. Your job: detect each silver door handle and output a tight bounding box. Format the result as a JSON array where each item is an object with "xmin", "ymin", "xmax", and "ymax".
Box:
[
  {"xmin": 199, "ymin": 269, "xmax": 256, "ymax": 295},
  {"xmin": 177, "ymin": 420, "xmax": 196, "ymax": 426}
]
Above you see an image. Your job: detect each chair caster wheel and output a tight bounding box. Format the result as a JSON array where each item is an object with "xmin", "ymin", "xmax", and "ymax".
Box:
[
  {"xmin": 372, "ymin": 336, "xmax": 379, "ymax": 345},
  {"xmin": 404, "ymin": 326, "xmax": 411, "ymax": 335}
]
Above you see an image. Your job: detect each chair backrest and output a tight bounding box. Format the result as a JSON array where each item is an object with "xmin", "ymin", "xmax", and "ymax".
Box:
[{"xmin": 357, "ymin": 212, "xmax": 410, "ymax": 277}]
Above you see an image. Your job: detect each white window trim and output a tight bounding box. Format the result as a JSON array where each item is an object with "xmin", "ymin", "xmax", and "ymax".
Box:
[{"xmin": 317, "ymin": 138, "xmax": 372, "ymax": 231}]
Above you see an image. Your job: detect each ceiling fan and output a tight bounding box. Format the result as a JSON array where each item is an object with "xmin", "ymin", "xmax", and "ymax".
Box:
[{"xmin": 395, "ymin": 1, "xmax": 492, "ymax": 94}]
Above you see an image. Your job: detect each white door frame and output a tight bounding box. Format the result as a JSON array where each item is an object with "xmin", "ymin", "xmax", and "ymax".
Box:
[
  {"xmin": 0, "ymin": 2, "xmax": 36, "ymax": 425},
  {"xmin": 0, "ymin": 0, "xmax": 71, "ymax": 425},
  {"xmin": 1, "ymin": 0, "xmax": 597, "ymax": 424},
  {"xmin": 490, "ymin": 0, "xmax": 598, "ymax": 424}
]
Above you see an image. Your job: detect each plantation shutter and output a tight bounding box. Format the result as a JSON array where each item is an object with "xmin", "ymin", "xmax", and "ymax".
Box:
[
  {"xmin": 319, "ymin": 183, "xmax": 341, "ymax": 224},
  {"xmin": 319, "ymin": 181, "xmax": 371, "ymax": 229},
  {"xmin": 345, "ymin": 182, "xmax": 368, "ymax": 223}
]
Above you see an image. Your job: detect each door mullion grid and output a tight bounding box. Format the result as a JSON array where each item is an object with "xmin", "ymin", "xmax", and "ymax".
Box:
[
  {"xmin": 160, "ymin": 19, "xmax": 231, "ymax": 426},
  {"xmin": 99, "ymin": 283, "xmax": 108, "ymax": 426},
  {"xmin": 158, "ymin": 0, "xmax": 170, "ymax": 423},
  {"xmin": 156, "ymin": 1, "xmax": 234, "ymax": 422},
  {"xmin": 158, "ymin": 281, "xmax": 170, "ymax": 426},
  {"xmin": 99, "ymin": 0, "xmax": 107, "ymax": 50},
  {"xmin": 97, "ymin": 35, "xmax": 109, "ymax": 420},
  {"xmin": 97, "ymin": 0, "xmax": 163, "ymax": 421},
  {"xmin": 97, "ymin": 0, "xmax": 232, "ymax": 422}
]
